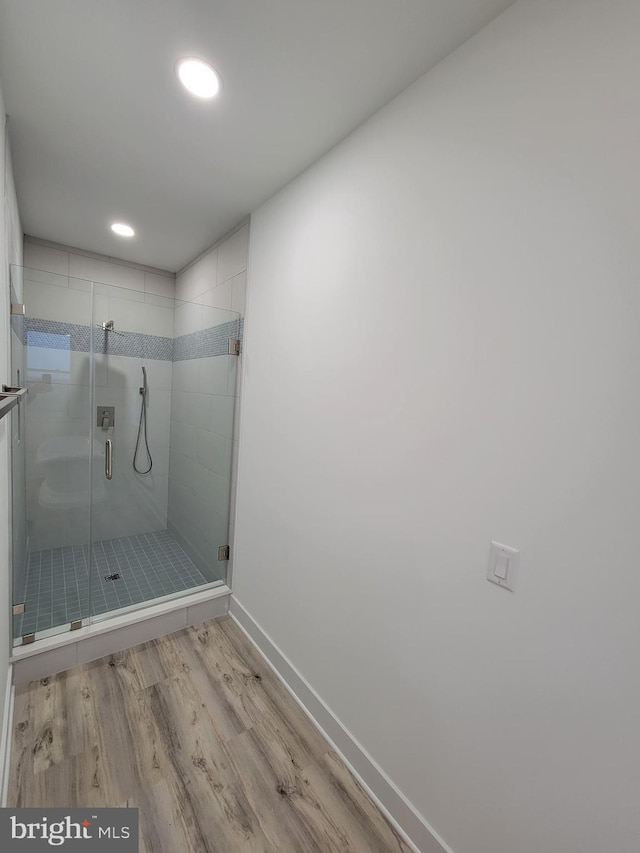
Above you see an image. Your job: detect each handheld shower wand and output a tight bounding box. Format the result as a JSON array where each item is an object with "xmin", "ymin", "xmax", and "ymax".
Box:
[{"xmin": 133, "ymin": 366, "xmax": 153, "ymax": 474}]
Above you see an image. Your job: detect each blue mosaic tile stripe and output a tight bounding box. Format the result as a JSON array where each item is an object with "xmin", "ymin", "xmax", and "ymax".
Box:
[
  {"xmin": 94, "ymin": 327, "xmax": 173, "ymax": 360},
  {"xmin": 22, "ymin": 316, "xmax": 243, "ymax": 362},
  {"xmin": 27, "ymin": 330, "xmax": 71, "ymax": 351},
  {"xmin": 25, "ymin": 317, "xmax": 91, "ymax": 351},
  {"xmin": 24, "ymin": 317, "xmax": 174, "ymax": 361},
  {"xmin": 173, "ymin": 318, "xmax": 242, "ymax": 361}
]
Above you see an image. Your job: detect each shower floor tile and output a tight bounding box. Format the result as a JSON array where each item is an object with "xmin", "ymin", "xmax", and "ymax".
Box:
[{"xmin": 14, "ymin": 530, "xmax": 211, "ymax": 639}]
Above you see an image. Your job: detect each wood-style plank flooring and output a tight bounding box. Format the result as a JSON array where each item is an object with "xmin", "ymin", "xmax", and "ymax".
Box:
[{"xmin": 9, "ymin": 617, "xmax": 412, "ymax": 853}]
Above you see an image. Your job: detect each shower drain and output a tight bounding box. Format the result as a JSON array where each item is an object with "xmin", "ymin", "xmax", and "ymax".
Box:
[{"xmin": 104, "ymin": 573, "xmax": 121, "ymax": 582}]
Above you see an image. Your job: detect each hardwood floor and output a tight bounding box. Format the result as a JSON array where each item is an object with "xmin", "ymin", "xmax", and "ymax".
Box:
[{"xmin": 9, "ymin": 617, "xmax": 413, "ymax": 853}]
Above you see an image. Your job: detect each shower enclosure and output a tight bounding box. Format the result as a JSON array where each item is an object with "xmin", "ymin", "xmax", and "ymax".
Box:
[{"xmin": 9, "ymin": 265, "xmax": 241, "ymax": 646}]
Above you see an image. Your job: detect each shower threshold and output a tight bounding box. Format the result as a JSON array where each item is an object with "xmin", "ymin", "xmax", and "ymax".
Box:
[{"xmin": 10, "ymin": 584, "xmax": 231, "ymax": 683}]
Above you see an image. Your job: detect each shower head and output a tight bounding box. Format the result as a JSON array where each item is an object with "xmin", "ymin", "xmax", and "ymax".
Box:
[{"xmin": 97, "ymin": 320, "xmax": 125, "ymax": 336}]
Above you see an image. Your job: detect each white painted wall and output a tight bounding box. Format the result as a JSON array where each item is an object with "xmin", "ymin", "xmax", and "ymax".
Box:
[
  {"xmin": 1, "ymin": 94, "xmax": 23, "ymax": 741},
  {"xmin": 234, "ymin": 2, "xmax": 640, "ymax": 851}
]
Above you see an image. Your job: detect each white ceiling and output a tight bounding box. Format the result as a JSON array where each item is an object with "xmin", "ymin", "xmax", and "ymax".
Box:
[{"xmin": 0, "ymin": 0, "xmax": 514, "ymax": 272}]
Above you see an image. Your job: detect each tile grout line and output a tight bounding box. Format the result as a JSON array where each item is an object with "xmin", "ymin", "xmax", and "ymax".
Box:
[{"xmin": 16, "ymin": 530, "xmax": 210, "ymax": 639}]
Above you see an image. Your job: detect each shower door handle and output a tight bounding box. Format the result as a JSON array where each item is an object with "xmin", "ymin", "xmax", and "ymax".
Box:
[{"xmin": 105, "ymin": 439, "xmax": 113, "ymax": 480}]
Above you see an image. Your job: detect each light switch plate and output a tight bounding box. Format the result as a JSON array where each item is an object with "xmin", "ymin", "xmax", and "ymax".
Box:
[{"xmin": 487, "ymin": 540, "xmax": 519, "ymax": 591}]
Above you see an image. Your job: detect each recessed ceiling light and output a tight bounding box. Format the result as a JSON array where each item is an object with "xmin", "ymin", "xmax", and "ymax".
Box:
[
  {"xmin": 111, "ymin": 222, "xmax": 135, "ymax": 237},
  {"xmin": 176, "ymin": 57, "xmax": 220, "ymax": 99}
]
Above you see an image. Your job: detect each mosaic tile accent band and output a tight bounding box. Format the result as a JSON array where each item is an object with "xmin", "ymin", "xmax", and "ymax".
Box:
[
  {"xmin": 173, "ymin": 318, "xmax": 243, "ymax": 361},
  {"xmin": 24, "ymin": 317, "xmax": 174, "ymax": 360},
  {"xmin": 26, "ymin": 317, "xmax": 90, "ymax": 351},
  {"xmin": 21, "ymin": 316, "xmax": 243, "ymax": 362},
  {"xmin": 94, "ymin": 325, "xmax": 174, "ymax": 360}
]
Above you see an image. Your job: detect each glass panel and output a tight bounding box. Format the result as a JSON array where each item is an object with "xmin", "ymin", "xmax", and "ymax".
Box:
[
  {"xmin": 9, "ymin": 264, "xmax": 241, "ymax": 642},
  {"xmin": 89, "ymin": 281, "xmax": 240, "ymax": 623},
  {"xmin": 9, "ymin": 266, "xmax": 28, "ymax": 643},
  {"xmin": 11, "ymin": 266, "xmax": 93, "ymax": 644},
  {"xmin": 169, "ymin": 299, "xmax": 241, "ymax": 586}
]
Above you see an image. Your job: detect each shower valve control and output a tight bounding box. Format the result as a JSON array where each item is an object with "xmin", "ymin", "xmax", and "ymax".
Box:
[{"xmin": 97, "ymin": 406, "xmax": 115, "ymax": 428}]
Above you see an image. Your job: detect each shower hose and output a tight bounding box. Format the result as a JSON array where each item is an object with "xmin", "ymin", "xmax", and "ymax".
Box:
[{"xmin": 133, "ymin": 366, "xmax": 153, "ymax": 474}]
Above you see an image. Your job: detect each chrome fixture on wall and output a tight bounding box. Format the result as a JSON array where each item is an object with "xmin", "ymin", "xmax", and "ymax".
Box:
[
  {"xmin": 97, "ymin": 406, "xmax": 115, "ymax": 430},
  {"xmin": 133, "ymin": 365, "xmax": 153, "ymax": 475},
  {"xmin": 97, "ymin": 319, "xmax": 125, "ymax": 336}
]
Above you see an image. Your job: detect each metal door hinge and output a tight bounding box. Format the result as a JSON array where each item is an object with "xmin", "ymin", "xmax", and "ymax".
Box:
[
  {"xmin": 10, "ymin": 303, "xmax": 25, "ymax": 315},
  {"xmin": 12, "ymin": 603, "xmax": 25, "ymax": 615},
  {"xmin": 228, "ymin": 339, "xmax": 241, "ymax": 356},
  {"xmin": 218, "ymin": 545, "xmax": 230, "ymax": 561},
  {"xmin": 22, "ymin": 633, "xmax": 35, "ymax": 645},
  {"xmin": 70, "ymin": 620, "xmax": 83, "ymax": 631}
]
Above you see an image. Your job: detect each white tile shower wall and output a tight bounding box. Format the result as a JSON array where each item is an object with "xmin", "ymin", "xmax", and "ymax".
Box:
[
  {"xmin": 92, "ymin": 354, "xmax": 172, "ymax": 541},
  {"xmin": 168, "ymin": 224, "xmax": 247, "ymax": 582},
  {"xmin": 23, "ymin": 275, "xmax": 93, "ymax": 552},
  {"xmin": 23, "ymin": 240, "xmax": 175, "ymax": 301},
  {"xmin": 21, "ymin": 242, "xmax": 176, "ymax": 550}
]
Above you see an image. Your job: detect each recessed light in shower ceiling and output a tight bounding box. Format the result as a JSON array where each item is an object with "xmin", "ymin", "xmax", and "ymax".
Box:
[
  {"xmin": 111, "ymin": 222, "xmax": 135, "ymax": 237},
  {"xmin": 176, "ymin": 57, "xmax": 220, "ymax": 99}
]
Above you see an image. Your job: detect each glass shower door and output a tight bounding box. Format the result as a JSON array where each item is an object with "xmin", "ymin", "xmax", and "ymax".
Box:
[
  {"xmin": 9, "ymin": 264, "xmax": 28, "ymax": 642},
  {"xmin": 89, "ymin": 282, "xmax": 240, "ymax": 621},
  {"xmin": 10, "ymin": 264, "xmax": 242, "ymax": 643},
  {"xmin": 11, "ymin": 266, "xmax": 93, "ymax": 644},
  {"xmin": 169, "ymin": 299, "xmax": 241, "ymax": 587},
  {"xmin": 88, "ymin": 280, "xmax": 176, "ymax": 618}
]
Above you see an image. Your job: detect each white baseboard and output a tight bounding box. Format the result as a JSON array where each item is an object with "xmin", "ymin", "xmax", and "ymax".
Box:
[
  {"xmin": 0, "ymin": 665, "xmax": 15, "ymax": 806},
  {"xmin": 229, "ymin": 597, "xmax": 452, "ymax": 853}
]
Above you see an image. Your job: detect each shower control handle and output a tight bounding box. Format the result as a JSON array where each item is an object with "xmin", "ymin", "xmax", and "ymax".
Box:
[{"xmin": 105, "ymin": 439, "xmax": 113, "ymax": 480}]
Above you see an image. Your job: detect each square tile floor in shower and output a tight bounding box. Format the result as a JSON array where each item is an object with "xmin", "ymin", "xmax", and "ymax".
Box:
[{"xmin": 14, "ymin": 529, "xmax": 210, "ymax": 639}]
